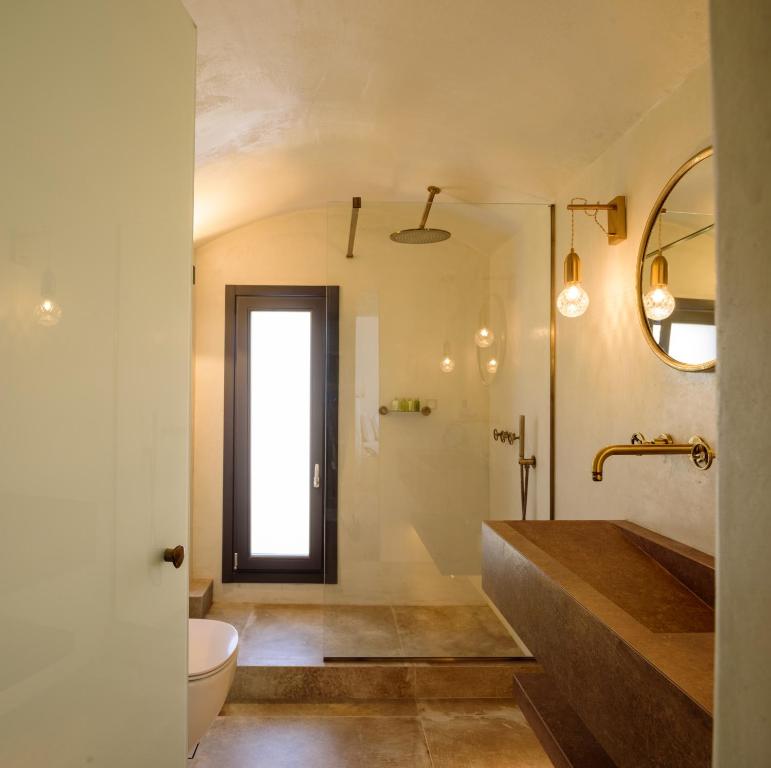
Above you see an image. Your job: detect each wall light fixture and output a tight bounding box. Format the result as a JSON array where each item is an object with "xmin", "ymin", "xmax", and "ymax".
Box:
[{"xmin": 557, "ymin": 196, "xmax": 627, "ymax": 319}]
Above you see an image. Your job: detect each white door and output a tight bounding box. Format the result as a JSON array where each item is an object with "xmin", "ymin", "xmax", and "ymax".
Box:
[{"xmin": 0, "ymin": 2, "xmax": 196, "ymax": 765}]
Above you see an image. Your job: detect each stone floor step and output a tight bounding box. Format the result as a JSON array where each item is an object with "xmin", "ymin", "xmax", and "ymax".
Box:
[{"xmin": 229, "ymin": 659, "xmax": 538, "ymax": 702}]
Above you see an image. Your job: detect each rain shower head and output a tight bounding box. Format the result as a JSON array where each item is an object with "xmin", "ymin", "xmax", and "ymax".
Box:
[
  {"xmin": 390, "ymin": 227, "xmax": 450, "ymax": 244},
  {"xmin": 390, "ymin": 186, "xmax": 451, "ymax": 244}
]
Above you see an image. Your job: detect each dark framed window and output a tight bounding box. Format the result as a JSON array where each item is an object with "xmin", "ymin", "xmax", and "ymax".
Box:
[
  {"xmin": 651, "ymin": 297, "xmax": 716, "ymax": 363},
  {"xmin": 222, "ymin": 285, "xmax": 339, "ymax": 583}
]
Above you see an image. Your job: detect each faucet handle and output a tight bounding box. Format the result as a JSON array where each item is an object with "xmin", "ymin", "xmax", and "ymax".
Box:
[
  {"xmin": 631, "ymin": 433, "xmax": 673, "ymax": 446},
  {"xmin": 689, "ymin": 435, "xmax": 716, "ymax": 470}
]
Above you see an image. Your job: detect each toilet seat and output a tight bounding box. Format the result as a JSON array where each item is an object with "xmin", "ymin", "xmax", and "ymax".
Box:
[
  {"xmin": 188, "ymin": 618, "xmax": 239, "ymax": 681},
  {"xmin": 189, "ymin": 653, "xmax": 235, "ymax": 682}
]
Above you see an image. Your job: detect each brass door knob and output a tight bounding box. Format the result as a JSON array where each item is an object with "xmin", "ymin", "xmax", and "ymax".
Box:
[{"xmin": 163, "ymin": 545, "xmax": 185, "ymax": 569}]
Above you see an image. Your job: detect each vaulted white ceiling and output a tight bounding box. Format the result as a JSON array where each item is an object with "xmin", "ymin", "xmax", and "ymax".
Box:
[{"xmin": 183, "ymin": 0, "xmax": 709, "ymax": 243}]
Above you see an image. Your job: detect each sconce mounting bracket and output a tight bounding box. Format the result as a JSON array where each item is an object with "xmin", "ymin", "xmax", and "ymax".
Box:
[
  {"xmin": 567, "ymin": 196, "xmax": 627, "ymax": 245},
  {"xmin": 606, "ymin": 195, "xmax": 627, "ymax": 244}
]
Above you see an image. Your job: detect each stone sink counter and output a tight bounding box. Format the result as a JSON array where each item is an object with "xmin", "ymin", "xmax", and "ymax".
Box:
[{"xmin": 482, "ymin": 520, "xmax": 715, "ymax": 768}]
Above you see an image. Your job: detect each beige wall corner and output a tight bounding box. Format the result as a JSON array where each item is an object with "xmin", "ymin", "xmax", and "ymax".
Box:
[{"xmin": 711, "ymin": 0, "xmax": 771, "ymax": 763}]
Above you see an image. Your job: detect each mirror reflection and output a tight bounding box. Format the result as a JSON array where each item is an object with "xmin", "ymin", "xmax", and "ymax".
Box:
[{"xmin": 640, "ymin": 150, "xmax": 715, "ymax": 370}]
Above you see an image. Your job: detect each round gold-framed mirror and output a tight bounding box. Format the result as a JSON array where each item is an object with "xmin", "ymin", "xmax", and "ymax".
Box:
[{"xmin": 637, "ymin": 147, "xmax": 716, "ymax": 371}]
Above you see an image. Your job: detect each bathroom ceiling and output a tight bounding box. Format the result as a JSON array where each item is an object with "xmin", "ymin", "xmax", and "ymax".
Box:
[{"xmin": 183, "ymin": 0, "xmax": 709, "ymax": 243}]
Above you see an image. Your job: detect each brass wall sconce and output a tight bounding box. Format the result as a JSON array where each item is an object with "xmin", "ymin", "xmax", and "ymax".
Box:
[{"xmin": 557, "ymin": 196, "xmax": 627, "ymax": 319}]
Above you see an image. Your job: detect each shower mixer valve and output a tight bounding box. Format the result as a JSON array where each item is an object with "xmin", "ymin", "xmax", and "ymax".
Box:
[{"xmin": 493, "ymin": 428, "xmax": 519, "ymax": 445}]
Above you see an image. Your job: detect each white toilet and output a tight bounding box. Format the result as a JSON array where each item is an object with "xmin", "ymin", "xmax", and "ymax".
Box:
[{"xmin": 188, "ymin": 618, "xmax": 239, "ymax": 753}]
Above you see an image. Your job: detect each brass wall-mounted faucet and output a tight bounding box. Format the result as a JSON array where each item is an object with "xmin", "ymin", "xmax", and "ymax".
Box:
[{"xmin": 592, "ymin": 433, "xmax": 715, "ymax": 481}]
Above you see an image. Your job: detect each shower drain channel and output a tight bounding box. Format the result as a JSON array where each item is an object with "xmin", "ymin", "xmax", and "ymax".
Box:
[{"xmin": 322, "ymin": 656, "xmax": 536, "ymax": 664}]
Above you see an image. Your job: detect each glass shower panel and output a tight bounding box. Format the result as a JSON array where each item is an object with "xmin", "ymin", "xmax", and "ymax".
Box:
[{"xmin": 322, "ymin": 199, "xmax": 551, "ymax": 659}]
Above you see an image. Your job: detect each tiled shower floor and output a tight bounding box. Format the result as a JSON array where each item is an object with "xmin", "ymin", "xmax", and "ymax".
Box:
[{"xmin": 204, "ymin": 603, "xmax": 528, "ymax": 664}]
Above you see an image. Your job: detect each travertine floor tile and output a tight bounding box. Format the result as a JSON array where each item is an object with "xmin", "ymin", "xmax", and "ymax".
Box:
[
  {"xmin": 237, "ymin": 605, "xmax": 324, "ymax": 665},
  {"xmin": 393, "ymin": 605, "xmax": 523, "ymax": 657},
  {"xmin": 322, "ymin": 605, "xmax": 403, "ymax": 657},
  {"xmin": 418, "ymin": 699, "xmax": 553, "ymax": 768},
  {"xmin": 195, "ymin": 700, "xmax": 552, "ymax": 767},
  {"xmin": 206, "ymin": 601, "xmax": 528, "ymax": 666},
  {"xmin": 192, "ymin": 713, "xmax": 431, "ymax": 767}
]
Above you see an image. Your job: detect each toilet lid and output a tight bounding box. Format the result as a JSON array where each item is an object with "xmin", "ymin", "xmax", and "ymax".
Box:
[{"xmin": 188, "ymin": 619, "xmax": 239, "ymax": 678}]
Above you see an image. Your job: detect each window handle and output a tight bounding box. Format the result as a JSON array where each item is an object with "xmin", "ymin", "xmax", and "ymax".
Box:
[{"xmin": 313, "ymin": 463, "xmax": 320, "ymax": 489}]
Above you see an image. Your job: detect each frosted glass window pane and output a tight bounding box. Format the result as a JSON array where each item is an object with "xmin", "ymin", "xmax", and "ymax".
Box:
[
  {"xmin": 668, "ymin": 323, "xmax": 716, "ymax": 365},
  {"xmin": 250, "ymin": 311, "xmax": 311, "ymax": 556}
]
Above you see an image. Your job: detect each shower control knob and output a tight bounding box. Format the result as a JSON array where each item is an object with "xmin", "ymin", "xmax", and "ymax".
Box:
[{"xmin": 163, "ymin": 545, "xmax": 185, "ymax": 569}]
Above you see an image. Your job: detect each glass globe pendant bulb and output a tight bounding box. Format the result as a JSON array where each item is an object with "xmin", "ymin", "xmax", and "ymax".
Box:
[
  {"xmin": 439, "ymin": 341, "xmax": 455, "ymax": 373},
  {"xmin": 485, "ymin": 358, "xmax": 498, "ymax": 374},
  {"xmin": 644, "ymin": 254, "xmax": 675, "ymax": 321},
  {"xmin": 644, "ymin": 285, "xmax": 676, "ymax": 321},
  {"xmin": 557, "ymin": 248, "xmax": 589, "ymax": 318},
  {"xmin": 34, "ymin": 297, "xmax": 63, "ymax": 326},
  {"xmin": 557, "ymin": 282, "xmax": 589, "ymax": 318},
  {"xmin": 474, "ymin": 326, "xmax": 494, "ymax": 348},
  {"xmin": 440, "ymin": 355, "xmax": 456, "ymax": 373}
]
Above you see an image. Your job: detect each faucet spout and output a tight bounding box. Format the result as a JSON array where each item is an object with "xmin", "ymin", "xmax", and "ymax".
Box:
[{"xmin": 591, "ymin": 434, "xmax": 712, "ymax": 481}]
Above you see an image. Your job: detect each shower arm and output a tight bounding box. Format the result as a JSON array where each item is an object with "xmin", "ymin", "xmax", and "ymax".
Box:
[
  {"xmin": 418, "ymin": 186, "xmax": 441, "ymax": 229},
  {"xmin": 345, "ymin": 196, "xmax": 361, "ymax": 258}
]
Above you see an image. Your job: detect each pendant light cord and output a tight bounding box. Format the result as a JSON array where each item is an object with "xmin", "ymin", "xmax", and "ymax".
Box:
[
  {"xmin": 570, "ymin": 197, "xmax": 609, "ymax": 237},
  {"xmin": 658, "ymin": 210, "xmax": 664, "ymax": 254},
  {"xmin": 570, "ymin": 205, "xmax": 576, "ymax": 250}
]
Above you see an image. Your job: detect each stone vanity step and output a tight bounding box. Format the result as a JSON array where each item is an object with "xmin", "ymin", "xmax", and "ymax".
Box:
[
  {"xmin": 514, "ymin": 668, "xmax": 617, "ymax": 768},
  {"xmin": 228, "ymin": 659, "xmax": 538, "ymax": 702}
]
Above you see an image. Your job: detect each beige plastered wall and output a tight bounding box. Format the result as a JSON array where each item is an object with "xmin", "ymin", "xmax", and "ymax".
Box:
[
  {"xmin": 710, "ymin": 0, "xmax": 771, "ymax": 762},
  {"xmin": 553, "ymin": 63, "xmax": 717, "ymax": 554}
]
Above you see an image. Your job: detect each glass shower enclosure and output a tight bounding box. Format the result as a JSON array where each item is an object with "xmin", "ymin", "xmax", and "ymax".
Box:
[{"xmin": 320, "ymin": 196, "xmax": 553, "ymax": 660}]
